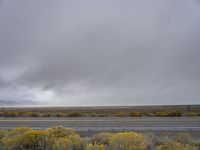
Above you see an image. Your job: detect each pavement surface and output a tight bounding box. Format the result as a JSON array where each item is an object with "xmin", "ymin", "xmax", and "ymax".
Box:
[{"xmin": 0, "ymin": 117, "xmax": 199, "ymax": 132}]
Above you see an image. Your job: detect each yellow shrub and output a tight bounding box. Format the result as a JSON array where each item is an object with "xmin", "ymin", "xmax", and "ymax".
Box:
[
  {"xmin": 186, "ymin": 112, "xmax": 200, "ymax": 117},
  {"xmin": 3, "ymin": 111, "xmax": 19, "ymax": 117},
  {"xmin": 155, "ymin": 141, "xmax": 198, "ymax": 150},
  {"xmin": 154, "ymin": 112, "xmax": 169, "ymax": 117},
  {"xmin": 114, "ymin": 111, "xmax": 127, "ymax": 117},
  {"xmin": 24, "ymin": 112, "xmax": 40, "ymax": 117},
  {"xmin": 130, "ymin": 112, "xmax": 143, "ymax": 117},
  {"xmin": 46, "ymin": 126, "xmax": 76, "ymax": 139},
  {"xmin": 109, "ymin": 132, "xmax": 147, "ymax": 150},
  {"xmin": 3, "ymin": 127, "xmax": 32, "ymax": 142},
  {"xmin": 86, "ymin": 143, "xmax": 106, "ymax": 150},
  {"xmin": 68, "ymin": 134, "xmax": 85, "ymax": 149},
  {"xmin": 20, "ymin": 130, "xmax": 47, "ymax": 150},
  {"xmin": 2, "ymin": 127, "xmax": 47, "ymax": 150},
  {"xmin": 49, "ymin": 134, "xmax": 84, "ymax": 150},
  {"xmin": 46, "ymin": 126, "xmax": 85, "ymax": 149}
]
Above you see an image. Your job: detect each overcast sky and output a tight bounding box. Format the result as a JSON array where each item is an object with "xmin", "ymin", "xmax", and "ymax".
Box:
[{"xmin": 0, "ymin": 0, "xmax": 200, "ymax": 106}]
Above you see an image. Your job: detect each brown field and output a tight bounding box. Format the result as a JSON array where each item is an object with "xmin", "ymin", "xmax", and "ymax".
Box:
[{"xmin": 0, "ymin": 105, "xmax": 200, "ymax": 117}]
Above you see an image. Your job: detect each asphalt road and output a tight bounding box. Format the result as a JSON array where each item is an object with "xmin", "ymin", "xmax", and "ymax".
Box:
[{"xmin": 0, "ymin": 117, "xmax": 199, "ymax": 132}]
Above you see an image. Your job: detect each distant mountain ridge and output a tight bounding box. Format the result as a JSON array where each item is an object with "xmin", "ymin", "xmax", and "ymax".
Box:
[{"xmin": 0, "ymin": 100, "xmax": 37, "ymax": 106}]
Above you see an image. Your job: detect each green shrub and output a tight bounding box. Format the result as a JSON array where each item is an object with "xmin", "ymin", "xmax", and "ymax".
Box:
[
  {"xmin": 175, "ymin": 132, "xmax": 192, "ymax": 144},
  {"xmin": 0, "ymin": 130, "xmax": 6, "ymax": 141},
  {"xmin": 55, "ymin": 113, "xmax": 65, "ymax": 117},
  {"xmin": 143, "ymin": 132, "xmax": 158, "ymax": 150},
  {"xmin": 168, "ymin": 111, "xmax": 182, "ymax": 117},
  {"xmin": 51, "ymin": 137, "xmax": 73, "ymax": 150},
  {"xmin": 42, "ymin": 113, "xmax": 51, "ymax": 117},
  {"xmin": 67, "ymin": 112, "xmax": 82, "ymax": 117},
  {"xmin": 0, "ymin": 112, "xmax": 3, "ymax": 117},
  {"xmin": 195, "ymin": 139, "xmax": 200, "ymax": 148},
  {"xmin": 97, "ymin": 113, "xmax": 107, "ymax": 117},
  {"xmin": 88, "ymin": 113, "xmax": 98, "ymax": 117},
  {"xmin": 92, "ymin": 132, "xmax": 113, "ymax": 145}
]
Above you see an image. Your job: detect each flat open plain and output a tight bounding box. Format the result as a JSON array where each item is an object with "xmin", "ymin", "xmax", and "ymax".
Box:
[{"xmin": 0, "ymin": 117, "xmax": 199, "ymax": 133}]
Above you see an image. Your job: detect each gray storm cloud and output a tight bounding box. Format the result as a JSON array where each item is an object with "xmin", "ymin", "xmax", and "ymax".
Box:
[{"xmin": 0, "ymin": 0, "xmax": 200, "ymax": 106}]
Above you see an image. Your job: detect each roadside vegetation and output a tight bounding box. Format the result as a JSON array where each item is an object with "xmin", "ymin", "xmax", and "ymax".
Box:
[
  {"xmin": 0, "ymin": 105, "xmax": 200, "ymax": 117},
  {"xmin": 0, "ymin": 126, "xmax": 200, "ymax": 150}
]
